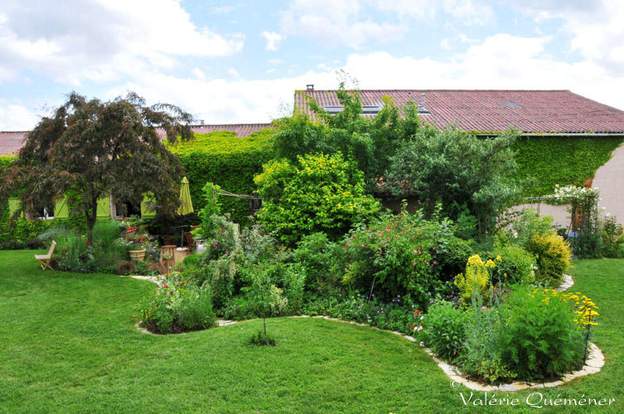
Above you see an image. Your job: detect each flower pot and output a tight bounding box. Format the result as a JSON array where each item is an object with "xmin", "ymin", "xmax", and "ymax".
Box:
[{"xmin": 129, "ymin": 249, "xmax": 146, "ymax": 262}]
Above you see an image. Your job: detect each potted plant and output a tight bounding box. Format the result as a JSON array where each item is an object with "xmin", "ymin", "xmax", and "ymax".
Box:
[{"xmin": 125, "ymin": 226, "xmax": 149, "ymax": 262}]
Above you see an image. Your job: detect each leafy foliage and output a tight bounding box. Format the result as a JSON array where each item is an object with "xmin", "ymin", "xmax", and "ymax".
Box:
[
  {"xmin": 168, "ymin": 129, "xmax": 275, "ymax": 224},
  {"xmin": 255, "ymin": 153, "xmax": 380, "ymax": 244},
  {"xmin": 491, "ymin": 244, "xmax": 536, "ymax": 286},
  {"xmin": 292, "ymin": 232, "xmax": 345, "ymax": 296},
  {"xmin": 343, "ymin": 210, "xmax": 470, "ymax": 308},
  {"xmin": 513, "ymin": 136, "xmax": 623, "ymax": 197},
  {"xmin": 527, "ymin": 233, "xmax": 572, "ymax": 287},
  {"xmin": 497, "ymin": 286, "xmax": 585, "ymax": 380},
  {"xmin": 140, "ymin": 274, "xmax": 216, "ymax": 334},
  {"xmin": 1, "ymin": 92, "xmax": 190, "ymax": 244},
  {"xmin": 387, "ymin": 129, "xmax": 519, "ymax": 237},
  {"xmin": 276, "ymin": 86, "xmax": 422, "ymax": 188},
  {"xmin": 419, "ymin": 301, "xmax": 471, "ymax": 362}
]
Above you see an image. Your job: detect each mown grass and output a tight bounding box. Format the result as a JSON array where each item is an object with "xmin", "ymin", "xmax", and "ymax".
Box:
[{"xmin": 0, "ymin": 251, "xmax": 622, "ymax": 413}]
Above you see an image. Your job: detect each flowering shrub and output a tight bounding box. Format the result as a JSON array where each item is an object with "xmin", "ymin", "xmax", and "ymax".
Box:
[
  {"xmin": 497, "ymin": 286, "xmax": 585, "ymax": 380},
  {"xmin": 140, "ymin": 274, "xmax": 216, "ymax": 334},
  {"xmin": 454, "ymin": 255, "xmax": 497, "ymax": 303},
  {"xmin": 527, "ymin": 233, "xmax": 572, "ymax": 287},
  {"xmin": 343, "ymin": 210, "xmax": 469, "ymax": 308}
]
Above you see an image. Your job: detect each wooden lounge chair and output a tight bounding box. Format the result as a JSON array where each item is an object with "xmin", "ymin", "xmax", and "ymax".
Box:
[{"xmin": 35, "ymin": 240, "xmax": 56, "ymax": 271}]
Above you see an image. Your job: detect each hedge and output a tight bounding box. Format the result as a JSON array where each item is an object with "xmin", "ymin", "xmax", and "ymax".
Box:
[
  {"xmin": 513, "ymin": 136, "xmax": 623, "ymax": 197},
  {"xmin": 168, "ymin": 128, "xmax": 275, "ymax": 224}
]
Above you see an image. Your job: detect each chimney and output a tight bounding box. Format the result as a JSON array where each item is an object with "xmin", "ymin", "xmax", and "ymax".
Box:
[
  {"xmin": 418, "ymin": 93, "xmax": 430, "ymax": 114},
  {"xmin": 306, "ymin": 84, "xmax": 314, "ymax": 91}
]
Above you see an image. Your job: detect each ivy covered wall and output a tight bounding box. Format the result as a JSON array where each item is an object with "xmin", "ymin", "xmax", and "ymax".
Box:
[
  {"xmin": 167, "ymin": 128, "xmax": 275, "ymax": 224},
  {"xmin": 512, "ymin": 135, "xmax": 623, "ymax": 197}
]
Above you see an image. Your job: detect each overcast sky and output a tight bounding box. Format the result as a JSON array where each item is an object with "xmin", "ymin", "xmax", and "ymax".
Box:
[{"xmin": 1, "ymin": 0, "xmax": 623, "ymax": 130}]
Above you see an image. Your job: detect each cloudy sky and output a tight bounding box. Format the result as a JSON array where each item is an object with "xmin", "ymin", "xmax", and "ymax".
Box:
[{"xmin": 1, "ymin": 0, "xmax": 623, "ymax": 130}]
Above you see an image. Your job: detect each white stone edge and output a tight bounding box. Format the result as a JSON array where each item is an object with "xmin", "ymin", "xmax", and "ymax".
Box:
[
  {"xmin": 557, "ymin": 274, "xmax": 575, "ymax": 292},
  {"xmin": 132, "ymin": 274, "xmax": 604, "ymax": 392}
]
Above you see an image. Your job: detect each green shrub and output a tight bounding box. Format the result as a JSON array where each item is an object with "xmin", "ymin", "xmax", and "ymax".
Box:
[
  {"xmin": 527, "ymin": 233, "xmax": 572, "ymax": 287},
  {"xmin": 140, "ymin": 275, "xmax": 216, "ymax": 334},
  {"xmin": 503, "ymin": 209, "xmax": 555, "ymax": 248},
  {"xmin": 459, "ymin": 303, "xmax": 516, "ymax": 384},
  {"xmin": 497, "ymin": 286, "xmax": 585, "ymax": 380},
  {"xmin": 343, "ymin": 211, "xmax": 435, "ymax": 307},
  {"xmin": 168, "ymin": 129, "xmax": 275, "ymax": 224},
  {"xmin": 293, "ymin": 232, "xmax": 345, "ymax": 296},
  {"xmin": 387, "ymin": 128, "xmax": 520, "ymax": 237},
  {"xmin": 420, "ymin": 301, "xmax": 471, "ymax": 362},
  {"xmin": 91, "ymin": 220, "xmax": 127, "ymax": 272},
  {"xmin": 255, "ymin": 153, "xmax": 380, "ymax": 244},
  {"xmin": 302, "ymin": 295, "xmax": 419, "ymax": 334},
  {"xmin": 601, "ymin": 215, "xmax": 624, "ymax": 258},
  {"xmin": 491, "ymin": 244, "xmax": 536, "ymax": 286},
  {"xmin": 343, "ymin": 210, "xmax": 470, "ymax": 308}
]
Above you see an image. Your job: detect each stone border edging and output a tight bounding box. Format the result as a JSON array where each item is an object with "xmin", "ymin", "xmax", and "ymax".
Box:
[{"xmin": 132, "ymin": 273, "xmax": 601, "ymax": 392}]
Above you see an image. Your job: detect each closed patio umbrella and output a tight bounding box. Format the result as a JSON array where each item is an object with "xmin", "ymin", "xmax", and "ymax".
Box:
[{"xmin": 177, "ymin": 176, "xmax": 194, "ymax": 215}]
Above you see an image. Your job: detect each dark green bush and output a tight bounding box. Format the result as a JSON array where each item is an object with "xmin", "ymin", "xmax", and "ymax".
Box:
[
  {"xmin": 343, "ymin": 210, "xmax": 470, "ymax": 308},
  {"xmin": 168, "ymin": 129, "xmax": 275, "ymax": 225},
  {"xmin": 302, "ymin": 295, "xmax": 419, "ymax": 334},
  {"xmin": 387, "ymin": 128, "xmax": 519, "ymax": 237},
  {"xmin": 497, "ymin": 286, "xmax": 585, "ymax": 380},
  {"xmin": 293, "ymin": 232, "xmax": 345, "ymax": 296},
  {"xmin": 420, "ymin": 301, "xmax": 471, "ymax": 362},
  {"xmin": 140, "ymin": 275, "xmax": 216, "ymax": 334},
  {"xmin": 601, "ymin": 216, "xmax": 624, "ymax": 258}
]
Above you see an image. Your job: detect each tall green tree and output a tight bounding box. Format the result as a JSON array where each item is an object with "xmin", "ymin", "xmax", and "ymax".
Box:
[
  {"xmin": 273, "ymin": 84, "xmax": 422, "ymax": 189},
  {"xmin": 387, "ymin": 128, "xmax": 520, "ymax": 237},
  {"xmin": 1, "ymin": 92, "xmax": 192, "ymax": 244}
]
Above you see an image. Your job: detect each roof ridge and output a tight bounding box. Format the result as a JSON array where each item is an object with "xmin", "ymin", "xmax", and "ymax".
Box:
[{"xmin": 295, "ymin": 89, "xmax": 572, "ymax": 92}]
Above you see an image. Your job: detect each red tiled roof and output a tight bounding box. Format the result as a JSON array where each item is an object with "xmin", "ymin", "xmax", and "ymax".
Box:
[
  {"xmin": 0, "ymin": 131, "xmax": 28, "ymax": 156},
  {"xmin": 294, "ymin": 89, "xmax": 624, "ymax": 134},
  {"xmin": 0, "ymin": 123, "xmax": 271, "ymax": 155}
]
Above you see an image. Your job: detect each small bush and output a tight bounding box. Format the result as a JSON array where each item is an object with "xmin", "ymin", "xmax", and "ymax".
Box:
[
  {"xmin": 491, "ymin": 244, "xmax": 536, "ymax": 286},
  {"xmin": 497, "ymin": 286, "xmax": 585, "ymax": 380},
  {"xmin": 302, "ymin": 295, "xmax": 419, "ymax": 334},
  {"xmin": 140, "ymin": 276, "xmax": 216, "ymax": 334},
  {"xmin": 420, "ymin": 301, "xmax": 470, "ymax": 362},
  {"xmin": 293, "ymin": 232, "xmax": 344, "ymax": 296},
  {"xmin": 459, "ymin": 302, "xmax": 516, "ymax": 384},
  {"xmin": 601, "ymin": 216, "xmax": 624, "ymax": 258},
  {"xmin": 454, "ymin": 255, "xmax": 495, "ymax": 304},
  {"xmin": 527, "ymin": 233, "xmax": 572, "ymax": 287},
  {"xmin": 504, "ymin": 209, "xmax": 555, "ymax": 247},
  {"xmin": 249, "ymin": 330, "xmax": 276, "ymax": 346}
]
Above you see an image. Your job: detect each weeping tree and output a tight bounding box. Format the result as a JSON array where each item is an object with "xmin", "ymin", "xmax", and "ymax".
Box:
[{"xmin": 1, "ymin": 92, "xmax": 192, "ymax": 245}]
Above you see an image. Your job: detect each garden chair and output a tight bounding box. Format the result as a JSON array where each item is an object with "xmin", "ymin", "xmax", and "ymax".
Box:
[{"xmin": 35, "ymin": 241, "xmax": 56, "ymax": 271}]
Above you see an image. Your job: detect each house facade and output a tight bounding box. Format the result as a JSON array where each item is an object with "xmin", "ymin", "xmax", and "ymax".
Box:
[{"xmin": 2, "ymin": 88, "xmax": 624, "ymax": 225}]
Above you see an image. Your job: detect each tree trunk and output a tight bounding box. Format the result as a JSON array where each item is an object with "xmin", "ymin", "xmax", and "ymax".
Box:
[
  {"xmin": 263, "ymin": 317, "xmax": 267, "ymax": 337},
  {"xmin": 85, "ymin": 196, "xmax": 98, "ymax": 246}
]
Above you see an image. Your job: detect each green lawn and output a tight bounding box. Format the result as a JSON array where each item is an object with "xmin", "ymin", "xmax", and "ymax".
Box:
[{"xmin": 1, "ymin": 251, "xmax": 623, "ymax": 413}]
